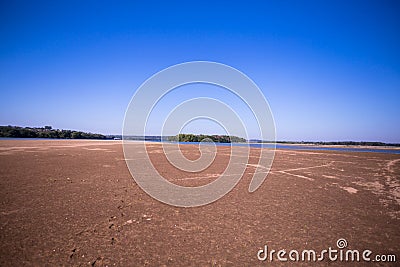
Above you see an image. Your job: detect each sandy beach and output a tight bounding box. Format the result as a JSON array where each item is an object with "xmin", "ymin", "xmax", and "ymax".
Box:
[{"xmin": 0, "ymin": 140, "xmax": 399, "ymax": 266}]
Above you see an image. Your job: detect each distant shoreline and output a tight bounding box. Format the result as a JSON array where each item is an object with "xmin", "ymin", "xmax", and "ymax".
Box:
[
  {"xmin": 272, "ymin": 142, "xmax": 400, "ymax": 150},
  {"xmin": 1, "ymin": 136, "xmax": 399, "ymax": 149},
  {"xmin": 1, "ymin": 125, "xmax": 399, "ymax": 148},
  {"xmin": 0, "ymin": 125, "xmax": 108, "ymax": 140},
  {"xmin": 1, "ymin": 138, "xmax": 400, "ymax": 155}
]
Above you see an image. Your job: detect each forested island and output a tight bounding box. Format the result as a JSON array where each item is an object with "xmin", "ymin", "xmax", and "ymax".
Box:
[
  {"xmin": 168, "ymin": 134, "xmax": 246, "ymax": 143},
  {"xmin": 0, "ymin": 125, "xmax": 106, "ymax": 139}
]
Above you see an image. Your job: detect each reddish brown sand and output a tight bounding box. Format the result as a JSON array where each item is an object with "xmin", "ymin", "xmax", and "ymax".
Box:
[{"xmin": 0, "ymin": 140, "xmax": 399, "ymax": 266}]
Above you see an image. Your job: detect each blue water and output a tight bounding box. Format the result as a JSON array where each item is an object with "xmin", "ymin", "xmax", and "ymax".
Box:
[
  {"xmin": 161, "ymin": 141, "xmax": 400, "ymax": 155},
  {"xmin": 1, "ymin": 137, "xmax": 399, "ymax": 154}
]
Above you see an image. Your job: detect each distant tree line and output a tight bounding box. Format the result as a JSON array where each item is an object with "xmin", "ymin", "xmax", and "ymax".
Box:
[
  {"xmin": 252, "ymin": 140, "xmax": 400, "ymax": 147},
  {"xmin": 168, "ymin": 134, "xmax": 246, "ymax": 143},
  {"xmin": 309, "ymin": 141, "xmax": 400, "ymax": 147},
  {"xmin": 0, "ymin": 125, "xmax": 106, "ymax": 139}
]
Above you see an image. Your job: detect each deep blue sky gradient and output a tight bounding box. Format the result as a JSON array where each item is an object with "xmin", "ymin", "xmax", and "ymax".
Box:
[{"xmin": 1, "ymin": 1, "xmax": 399, "ymax": 142}]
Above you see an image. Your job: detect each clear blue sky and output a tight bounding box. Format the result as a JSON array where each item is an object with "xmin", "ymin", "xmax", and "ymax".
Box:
[{"xmin": 1, "ymin": 1, "xmax": 399, "ymax": 142}]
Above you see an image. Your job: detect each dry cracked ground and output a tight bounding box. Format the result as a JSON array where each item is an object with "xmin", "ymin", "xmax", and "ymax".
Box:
[{"xmin": 0, "ymin": 140, "xmax": 399, "ymax": 266}]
